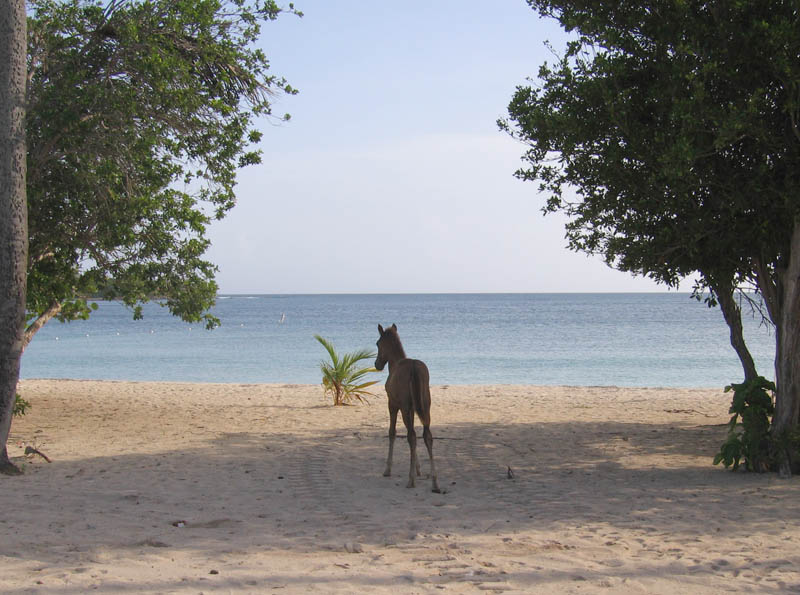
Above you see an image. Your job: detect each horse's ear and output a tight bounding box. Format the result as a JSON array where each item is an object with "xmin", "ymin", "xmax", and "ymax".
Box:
[
  {"xmin": 391, "ymin": 323, "xmax": 397, "ymax": 332},
  {"xmin": 378, "ymin": 324, "xmax": 384, "ymax": 335}
]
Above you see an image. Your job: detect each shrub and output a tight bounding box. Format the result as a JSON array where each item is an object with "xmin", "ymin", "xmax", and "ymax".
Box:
[
  {"xmin": 714, "ymin": 377, "xmax": 775, "ymax": 472},
  {"xmin": 314, "ymin": 335, "xmax": 378, "ymax": 405},
  {"xmin": 13, "ymin": 394, "xmax": 30, "ymax": 417}
]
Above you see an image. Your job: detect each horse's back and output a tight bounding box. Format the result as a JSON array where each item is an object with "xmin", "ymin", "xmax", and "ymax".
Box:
[
  {"xmin": 387, "ymin": 358, "xmax": 429, "ymax": 386},
  {"xmin": 386, "ymin": 358, "xmax": 431, "ymax": 423}
]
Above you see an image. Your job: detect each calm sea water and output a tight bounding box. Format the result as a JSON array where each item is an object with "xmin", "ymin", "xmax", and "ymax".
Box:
[{"xmin": 20, "ymin": 293, "xmax": 776, "ymax": 387}]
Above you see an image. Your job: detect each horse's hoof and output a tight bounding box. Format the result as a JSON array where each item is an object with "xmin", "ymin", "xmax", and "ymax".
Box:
[
  {"xmin": 383, "ymin": 469, "xmax": 391, "ymax": 477},
  {"xmin": 432, "ymin": 487, "xmax": 442, "ymax": 494}
]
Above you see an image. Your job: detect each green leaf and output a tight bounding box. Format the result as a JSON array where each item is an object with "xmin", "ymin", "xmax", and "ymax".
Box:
[{"xmin": 314, "ymin": 335, "xmax": 378, "ymax": 405}]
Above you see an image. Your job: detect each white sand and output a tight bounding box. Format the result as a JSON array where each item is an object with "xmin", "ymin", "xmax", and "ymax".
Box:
[{"xmin": 3, "ymin": 380, "xmax": 800, "ymax": 593}]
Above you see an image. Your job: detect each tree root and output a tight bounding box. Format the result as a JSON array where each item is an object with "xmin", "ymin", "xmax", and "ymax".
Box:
[
  {"xmin": 24, "ymin": 446, "xmax": 51, "ymax": 463},
  {"xmin": 0, "ymin": 461, "xmax": 23, "ymax": 476}
]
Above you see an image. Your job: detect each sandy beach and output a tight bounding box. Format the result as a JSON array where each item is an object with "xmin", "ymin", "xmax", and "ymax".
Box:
[{"xmin": 3, "ymin": 380, "xmax": 800, "ymax": 594}]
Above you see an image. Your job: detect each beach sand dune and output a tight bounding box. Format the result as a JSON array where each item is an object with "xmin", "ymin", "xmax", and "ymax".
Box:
[{"xmin": 4, "ymin": 380, "xmax": 800, "ymax": 593}]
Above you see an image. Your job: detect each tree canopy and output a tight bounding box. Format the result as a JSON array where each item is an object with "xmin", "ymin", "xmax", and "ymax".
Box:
[
  {"xmin": 502, "ymin": 1, "xmax": 798, "ymax": 287},
  {"xmin": 502, "ymin": 1, "xmax": 800, "ymax": 472},
  {"xmin": 24, "ymin": 0, "xmax": 299, "ymax": 346}
]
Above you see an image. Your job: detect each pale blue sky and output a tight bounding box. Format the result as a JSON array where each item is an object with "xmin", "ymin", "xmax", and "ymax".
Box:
[{"xmin": 206, "ymin": 1, "xmax": 669, "ymax": 294}]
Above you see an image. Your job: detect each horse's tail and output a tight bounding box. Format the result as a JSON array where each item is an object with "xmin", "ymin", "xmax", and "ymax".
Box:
[{"xmin": 409, "ymin": 361, "xmax": 424, "ymax": 420}]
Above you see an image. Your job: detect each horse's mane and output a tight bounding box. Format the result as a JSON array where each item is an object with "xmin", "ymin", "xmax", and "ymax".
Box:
[{"xmin": 383, "ymin": 327, "xmax": 407, "ymax": 360}]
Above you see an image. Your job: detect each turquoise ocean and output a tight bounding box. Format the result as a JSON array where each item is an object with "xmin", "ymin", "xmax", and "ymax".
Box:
[{"xmin": 20, "ymin": 293, "xmax": 776, "ymax": 387}]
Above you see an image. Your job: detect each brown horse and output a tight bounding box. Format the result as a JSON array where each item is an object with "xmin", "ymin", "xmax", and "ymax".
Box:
[{"xmin": 375, "ymin": 324, "xmax": 441, "ymax": 493}]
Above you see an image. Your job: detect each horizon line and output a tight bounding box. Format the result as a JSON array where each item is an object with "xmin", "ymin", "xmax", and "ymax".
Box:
[{"xmin": 215, "ymin": 290, "xmax": 695, "ymax": 296}]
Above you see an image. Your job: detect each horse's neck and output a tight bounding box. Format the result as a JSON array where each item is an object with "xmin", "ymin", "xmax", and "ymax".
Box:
[
  {"xmin": 386, "ymin": 359, "xmax": 404, "ymax": 376},
  {"xmin": 386, "ymin": 341, "xmax": 406, "ymax": 370}
]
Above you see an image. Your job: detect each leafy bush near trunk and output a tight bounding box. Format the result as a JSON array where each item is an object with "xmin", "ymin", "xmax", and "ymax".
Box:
[{"xmin": 715, "ymin": 377, "xmax": 775, "ymax": 472}]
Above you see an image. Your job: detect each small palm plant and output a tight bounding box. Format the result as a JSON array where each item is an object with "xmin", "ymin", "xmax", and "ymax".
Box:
[
  {"xmin": 13, "ymin": 394, "xmax": 30, "ymax": 417},
  {"xmin": 314, "ymin": 335, "xmax": 379, "ymax": 405}
]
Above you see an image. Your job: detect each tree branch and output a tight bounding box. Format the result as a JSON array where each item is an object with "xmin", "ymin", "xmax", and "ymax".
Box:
[
  {"xmin": 754, "ymin": 255, "xmax": 779, "ymax": 326},
  {"xmin": 23, "ymin": 301, "xmax": 62, "ymax": 352}
]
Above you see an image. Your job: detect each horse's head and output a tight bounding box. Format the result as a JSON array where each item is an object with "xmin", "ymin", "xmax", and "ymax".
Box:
[{"xmin": 375, "ymin": 323, "xmax": 399, "ymax": 371}]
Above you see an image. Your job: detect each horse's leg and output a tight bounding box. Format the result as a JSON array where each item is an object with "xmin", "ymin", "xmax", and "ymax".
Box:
[
  {"xmin": 384, "ymin": 406, "xmax": 398, "ymax": 477},
  {"xmin": 423, "ymin": 425, "xmax": 441, "ymax": 493},
  {"xmin": 414, "ymin": 414, "xmax": 421, "ymax": 477},
  {"xmin": 401, "ymin": 407, "xmax": 417, "ymax": 488}
]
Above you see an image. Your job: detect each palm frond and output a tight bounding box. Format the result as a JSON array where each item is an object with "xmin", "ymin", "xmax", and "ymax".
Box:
[
  {"xmin": 314, "ymin": 334, "xmax": 339, "ymax": 368},
  {"xmin": 348, "ymin": 366, "xmax": 378, "ymax": 383},
  {"xmin": 350, "ymin": 380, "xmax": 379, "ymax": 392},
  {"xmin": 314, "ymin": 335, "xmax": 379, "ymax": 405}
]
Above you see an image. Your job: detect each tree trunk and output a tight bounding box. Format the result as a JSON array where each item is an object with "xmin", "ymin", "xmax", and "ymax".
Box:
[
  {"xmin": 760, "ymin": 220, "xmax": 800, "ymax": 477},
  {"xmin": 713, "ymin": 279, "xmax": 759, "ymax": 382},
  {"xmin": 0, "ymin": 0, "xmax": 28, "ymax": 475}
]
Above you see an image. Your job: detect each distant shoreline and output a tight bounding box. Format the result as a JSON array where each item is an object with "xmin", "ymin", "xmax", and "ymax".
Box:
[
  {"xmin": 214, "ymin": 290, "xmax": 695, "ymax": 296},
  {"xmin": 18, "ymin": 377, "xmax": 726, "ymax": 391}
]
